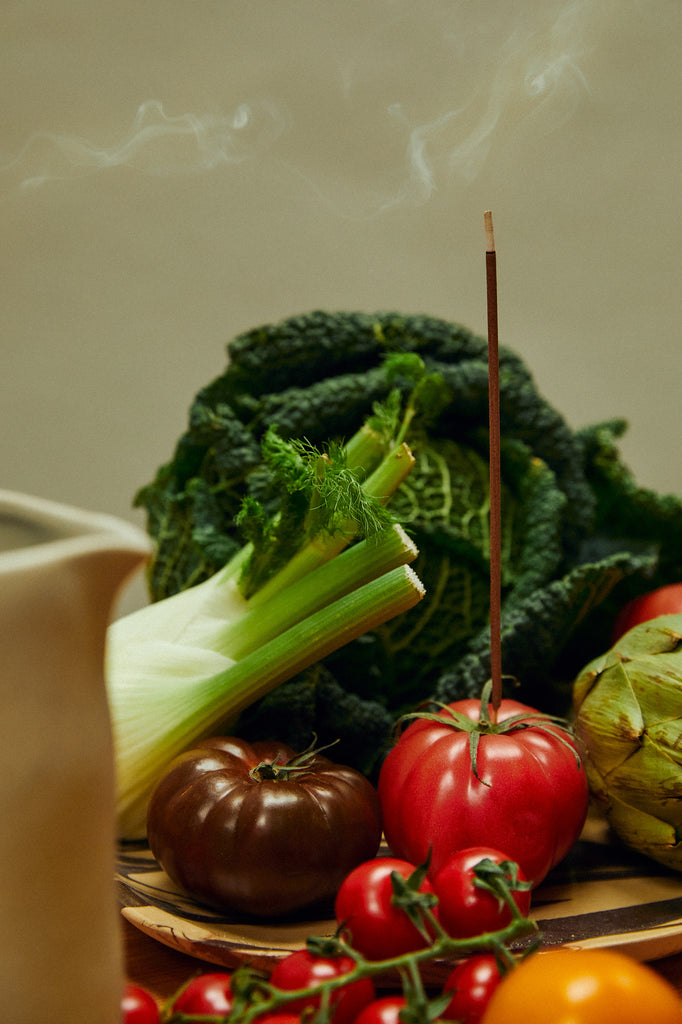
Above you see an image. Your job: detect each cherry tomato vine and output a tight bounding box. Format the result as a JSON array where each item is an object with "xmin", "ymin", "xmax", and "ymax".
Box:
[{"xmin": 156, "ymin": 857, "xmax": 538, "ymax": 1023}]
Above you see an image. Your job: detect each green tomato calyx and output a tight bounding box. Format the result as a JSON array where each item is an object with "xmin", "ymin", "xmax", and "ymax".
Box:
[
  {"xmin": 397, "ymin": 681, "xmax": 579, "ymax": 786},
  {"xmin": 248, "ymin": 734, "xmax": 340, "ymax": 782}
]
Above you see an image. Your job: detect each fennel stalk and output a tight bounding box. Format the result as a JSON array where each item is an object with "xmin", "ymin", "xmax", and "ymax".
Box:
[{"xmin": 108, "ymin": 398, "xmax": 426, "ymax": 838}]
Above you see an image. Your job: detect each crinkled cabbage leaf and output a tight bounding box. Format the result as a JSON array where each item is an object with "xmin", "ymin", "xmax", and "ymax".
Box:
[{"xmin": 135, "ymin": 311, "xmax": 682, "ymax": 774}]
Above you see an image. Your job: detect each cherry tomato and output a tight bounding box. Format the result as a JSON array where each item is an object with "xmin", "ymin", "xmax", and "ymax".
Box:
[
  {"xmin": 147, "ymin": 736, "xmax": 382, "ymax": 917},
  {"xmin": 254, "ymin": 1016, "xmax": 303, "ymax": 1023},
  {"xmin": 171, "ymin": 972, "xmax": 234, "ymax": 1015},
  {"xmin": 378, "ymin": 697, "xmax": 588, "ymax": 885},
  {"xmin": 334, "ymin": 857, "xmax": 438, "ymax": 960},
  {"xmin": 353, "ymin": 995, "xmax": 408, "ymax": 1024},
  {"xmin": 612, "ymin": 583, "xmax": 682, "ymax": 642},
  {"xmin": 268, "ymin": 948, "xmax": 375, "ymax": 1024},
  {"xmin": 121, "ymin": 984, "xmax": 160, "ymax": 1024},
  {"xmin": 432, "ymin": 847, "xmax": 531, "ymax": 939},
  {"xmin": 441, "ymin": 955, "xmax": 503, "ymax": 1023},
  {"xmin": 480, "ymin": 949, "xmax": 682, "ymax": 1024}
]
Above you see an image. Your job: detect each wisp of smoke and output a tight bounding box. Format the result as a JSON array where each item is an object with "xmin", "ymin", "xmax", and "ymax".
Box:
[
  {"xmin": 393, "ymin": 2, "xmax": 596, "ymax": 202},
  {"xmin": 1, "ymin": 99, "xmax": 288, "ymax": 193},
  {"xmin": 2, "ymin": 1, "xmax": 605, "ymax": 214},
  {"xmin": 270, "ymin": 0, "xmax": 600, "ymax": 218}
]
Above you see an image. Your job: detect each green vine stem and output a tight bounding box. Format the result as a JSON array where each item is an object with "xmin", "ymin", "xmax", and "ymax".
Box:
[{"xmin": 162, "ymin": 859, "xmax": 539, "ymax": 1023}]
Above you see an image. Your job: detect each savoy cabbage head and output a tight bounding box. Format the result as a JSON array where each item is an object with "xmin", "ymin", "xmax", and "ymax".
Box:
[{"xmin": 135, "ymin": 311, "xmax": 682, "ymax": 775}]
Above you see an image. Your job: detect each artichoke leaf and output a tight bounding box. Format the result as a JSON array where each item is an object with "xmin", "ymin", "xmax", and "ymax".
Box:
[
  {"xmin": 574, "ymin": 657, "xmax": 644, "ymax": 773},
  {"xmin": 630, "ymin": 661, "xmax": 682, "ymax": 725},
  {"xmin": 606, "ymin": 795, "xmax": 682, "ymax": 872},
  {"xmin": 605, "ymin": 736, "xmax": 682, "ymax": 826},
  {"xmin": 611, "ymin": 616, "xmax": 682, "ymax": 659},
  {"xmin": 573, "ymin": 612, "xmax": 682, "ymax": 871},
  {"xmin": 649, "ymin": 720, "xmax": 682, "ymax": 767}
]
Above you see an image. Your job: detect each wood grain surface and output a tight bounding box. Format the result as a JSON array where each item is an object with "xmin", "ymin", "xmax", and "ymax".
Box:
[
  {"xmin": 121, "ymin": 815, "xmax": 682, "ymax": 1008},
  {"xmin": 123, "ymin": 917, "xmax": 682, "ymax": 1010}
]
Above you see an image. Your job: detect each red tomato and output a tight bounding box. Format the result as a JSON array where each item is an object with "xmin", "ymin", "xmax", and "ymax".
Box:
[
  {"xmin": 121, "ymin": 984, "xmax": 160, "ymax": 1024},
  {"xmin": 334, "ymin": 857, "xmax": 438, "ymax": 960},
  {"xmin": 432, "ymin": 847, "xmax": 531, "ymax": 939},
  {"xmin": 441, "ymin": 955, "xmax": 503, "ymax": 1023},
  {"xmin": 612, "ymin": 583, "xmax": 682, "ymax": 642},
  {"xmin": 353, "ymin": 995, "xmax": 408, "ymax": 1024},
  {"xmin": 255, "ymin": 1016, "xmax": 303, "ymax": 1023},
  {"xmin": 480, "ymin": 948, "xmax": 682, "ymax": 1024},
  {"xmin": 171, "ymin": 972, "xmax": 234, "ymax": 1015},
  {"xmin": 377, "ymin": 698, "xmax": 589, "ymax": 885},
  {"xmin": 268, "ymin": 949, "xmax": 375, "ymax": 1024}
]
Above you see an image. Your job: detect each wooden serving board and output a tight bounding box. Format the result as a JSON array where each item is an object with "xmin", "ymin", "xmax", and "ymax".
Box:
[{"xmin": 117, "ymin": 816, "xmax": 682, "ymax": 981}]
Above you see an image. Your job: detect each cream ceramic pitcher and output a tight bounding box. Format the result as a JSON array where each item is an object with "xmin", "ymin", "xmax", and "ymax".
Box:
[{"xmin": 0, "ymin": 489, "xmax": 151, "ymax": 1024}]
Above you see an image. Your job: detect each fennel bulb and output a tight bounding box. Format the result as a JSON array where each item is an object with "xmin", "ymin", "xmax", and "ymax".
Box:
[{"xmin": 108, "ymin": 368, "xmax": 433, "ymax": 837}]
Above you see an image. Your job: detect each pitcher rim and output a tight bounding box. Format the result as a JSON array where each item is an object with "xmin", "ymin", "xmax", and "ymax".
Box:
[{"xmin": 0, "ymin": 488, "xmax": 151, "ymax": 572}]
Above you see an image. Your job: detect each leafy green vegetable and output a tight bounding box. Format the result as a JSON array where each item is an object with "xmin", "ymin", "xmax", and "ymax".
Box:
[
  {"xmin": 109, "ymin": 386, "xmax": 428, "ymax": 837},
  {"xmin": 135, "ymin": 310, "xmax": 682, "ymax": 774}
]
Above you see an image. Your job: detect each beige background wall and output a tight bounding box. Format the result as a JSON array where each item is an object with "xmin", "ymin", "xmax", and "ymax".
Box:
[{"xmin": 2, "ymin": 1, "xmax": 680, "ymax": 612}]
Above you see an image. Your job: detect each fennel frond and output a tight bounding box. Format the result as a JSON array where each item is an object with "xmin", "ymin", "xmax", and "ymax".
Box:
[{"xmin": 108, "ymin": 380, "xmax": 428, "ymax": 838}]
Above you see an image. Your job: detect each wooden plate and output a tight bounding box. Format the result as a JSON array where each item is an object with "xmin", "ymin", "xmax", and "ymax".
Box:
[{"xmin": 117, "ymin": 816, "xmax": 682, "ymax": 980}]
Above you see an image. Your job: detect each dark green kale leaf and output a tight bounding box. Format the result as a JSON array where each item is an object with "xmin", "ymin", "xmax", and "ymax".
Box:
[
  {"xmin": 135, "ymin": 311, "xmax": 682, "ymax": 775},
  {"xmin": 236, "ymin": 664, "xmax": 396, "ymax": 780},
  {"xmin": 434, "ymin": 548, "xmax": 658, "ymax": 714}
]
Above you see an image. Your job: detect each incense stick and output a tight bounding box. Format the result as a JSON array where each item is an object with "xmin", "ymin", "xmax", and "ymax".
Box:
[{"xmin": 484, "ymin": 210, "xmax": 502, "ymax": 714}]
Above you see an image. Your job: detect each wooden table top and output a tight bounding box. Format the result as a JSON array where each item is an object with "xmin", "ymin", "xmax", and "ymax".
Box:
[
  {"xmin": 124, "ymin": 917, "xmax": 205, "ymax": 1005},
  {"xmin": 123, "ymin": 916, "xmax": 682, "ymax": 1012}
]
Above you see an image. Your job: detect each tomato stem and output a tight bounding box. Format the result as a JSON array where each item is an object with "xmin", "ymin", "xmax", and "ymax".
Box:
[
  {"xmin": 160, "ymin": 862, "xmax": 538, "ymax": 1023},
  {"xmin": 248, "ymin": 735, "xmax": 341, "ymax": 782}
]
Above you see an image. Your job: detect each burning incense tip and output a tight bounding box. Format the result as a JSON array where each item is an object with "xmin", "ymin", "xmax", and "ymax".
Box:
[{"xmin": 484, "ymin": 210, "xmax": 495, "ymax": 253}]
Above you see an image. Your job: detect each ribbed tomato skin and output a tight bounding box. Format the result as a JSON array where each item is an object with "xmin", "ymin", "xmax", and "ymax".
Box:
[
  {"xmin": 147, "ymin": 736, "xmax": 382, "ymax": 916},
  {"xmin": 377, "ymin": 698, "xmax": 588, "ymax": 885}
]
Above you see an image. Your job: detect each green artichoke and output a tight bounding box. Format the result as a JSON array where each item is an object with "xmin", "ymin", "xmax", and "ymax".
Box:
[{"xmin": 573, "ymin": 614, "xmax": 682, "ymax": 870}]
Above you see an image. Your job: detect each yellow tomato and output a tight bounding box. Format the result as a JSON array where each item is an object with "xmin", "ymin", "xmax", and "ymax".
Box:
[{"xmin": 481, "ymin": 948, "xmax": 682, "ymax": 1024}]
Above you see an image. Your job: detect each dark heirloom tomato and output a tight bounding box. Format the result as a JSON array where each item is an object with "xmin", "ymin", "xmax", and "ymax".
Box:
[
  {"xmin": 146, "ymin": 736, "xmax": 382, "ymax": 917},
  {"xmin": 377, "ymin": 696, "xmax": 589, "ymax": 885}
]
